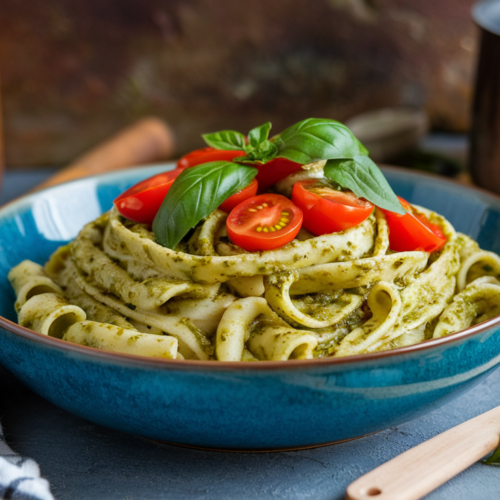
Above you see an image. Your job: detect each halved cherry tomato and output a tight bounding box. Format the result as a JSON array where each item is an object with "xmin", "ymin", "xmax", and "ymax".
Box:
[
  {"xmin": 219, "ymin": 178, "xmax": 258, "ymax": 213},
  {"xmin": 177, "ymin": 147, "xmax": 246, "ymax": 169},
  {"xmin": 291, "ymin": 180, "xmax": 374, "ymax": 235},
  {"xmin": 114, "ymin": 169, "xmax": 183, "ymax": 224},
  {"xmin": 226, "ymin": 194, "xmax": 303, "ymax": 252},
  {"xmin": 380, "ymin": 197, "xmax": 446, "ymax": 253},
  {"xmin": 255, "ymin": 157, "xmax": 303, "ymax": 192}
]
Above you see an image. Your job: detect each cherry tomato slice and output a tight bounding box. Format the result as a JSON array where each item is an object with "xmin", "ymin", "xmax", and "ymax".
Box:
[
  {"xmin": 380, "ymin": 197, "xmax": 447, "ymax": 253},
  {"xmin": 177, "ymin": 147, "xmax": 246, "ymax": 169},
  {"xmin": 226, "ymin": 194, "xmax": 303, "ymax": 252},
  {"xmin": 219, "ymin": 178, "xmax": 258, "ymax": 213},
  {"xmin": 291, "ymin": 180, "xmax": 374, "ymax": 235},
  {"xmin": 255, "ymin": 157, "xmax": 303, "ymax": 192},
  {"xmin": 114, "ymin": 169, "xmax": 183, "ymax": 224}
]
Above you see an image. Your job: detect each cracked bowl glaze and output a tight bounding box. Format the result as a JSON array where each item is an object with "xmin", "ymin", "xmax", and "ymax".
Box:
[{"xmin": 1, "ymin": 165, "xmax": 500, "ymax": 450}]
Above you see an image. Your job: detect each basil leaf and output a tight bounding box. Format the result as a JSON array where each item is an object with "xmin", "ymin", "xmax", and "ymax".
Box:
[
  {"xmin": 274, "ymin": 118, "xmax": 368, "ymax": 164},
  {"xmin": 484, "ymin": 444, "xmax": 500, "ymax": 465},
  {"xmin": 153, "ymin": 162, "xmax": 258, "ymax": 249},
  {"xmin": 239, "ymin": 140, "xmax": 278, "ymax": 163},
  {"xmin": 257, "ymin": 140, "xmax": 278, "ymax": 162},
  {"xmin": 324, "ymin": 155, "xmax": 405, "ymax": 214},
  {"xmin": 248, "ymin": 122, "xmax": 271, "ymax": 147},
  {"xmin": 202, "ymin": 130, "xmax": 246, "ymax": 150}
]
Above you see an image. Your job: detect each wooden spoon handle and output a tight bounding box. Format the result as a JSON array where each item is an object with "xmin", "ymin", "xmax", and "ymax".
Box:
[
  {"xmin": 34, "ymin": 117, "xmax": 175, "ymax": 191},
  {"xmin": 346, "ymin": 405, "xmax": 500, "ymax": 500}
]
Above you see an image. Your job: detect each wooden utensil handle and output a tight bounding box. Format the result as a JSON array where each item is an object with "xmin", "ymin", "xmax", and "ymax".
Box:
[
  {"xmin": 34, "ymin": 117, "xmax": 175, "ymax": 191},
  {"xmin": 346, "ymin": 405, "xmax": 500, "ymax": 500}
]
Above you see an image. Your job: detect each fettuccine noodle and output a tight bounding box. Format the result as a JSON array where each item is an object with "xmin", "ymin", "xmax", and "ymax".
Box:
[{"xmin": 9, "ymin": 199, "xmax": 500, "ymax": 361}]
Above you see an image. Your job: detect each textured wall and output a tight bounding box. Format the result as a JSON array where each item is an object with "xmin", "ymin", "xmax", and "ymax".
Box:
[{"xmin": 0, "ymin": 0, "xmax": 477, "ymax": 167}]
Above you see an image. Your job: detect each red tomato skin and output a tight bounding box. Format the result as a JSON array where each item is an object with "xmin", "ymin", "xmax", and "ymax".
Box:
[
  {"xmin": 113, "ymin": 169, "xmax": 183, "ymax": 224},
  {"xmin": 381, "ymin": 197, "xmax": 446, "ymax": 253},
  {"xmin": 291, "ymin": 180, "xmax": 374, "ymax": 235},
  {"xmin": 226, "ymin": 194, "xmax": 303, "ymax": 252},
  {"xmin": 255, "ymin": 157, "xmax": 303, "ymax": 192},
  {"xmin": 219, "ymin": 179, "xmax": 258, "ymax": 213},
  {"xmin": 177, "ymin": 147, "xmax": 246, "ymax": 169}
]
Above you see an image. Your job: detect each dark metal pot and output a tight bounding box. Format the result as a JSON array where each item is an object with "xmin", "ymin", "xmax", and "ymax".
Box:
[{"xmin": 469, "ymin": 0, "xmax": 500, "ymax": 192}]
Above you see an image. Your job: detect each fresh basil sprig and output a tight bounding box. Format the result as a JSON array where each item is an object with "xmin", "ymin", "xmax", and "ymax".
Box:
[
  {"xmin": 153, "ymin": 161, "xmax": 258, "ymax": 249},
  {"xmin": 202, "ymin": 118, "xmax": 370, "ymax": 166},
  {"xmin": 243, "ymin": 122, "xmax": 278, "ymax": 163},
  {"xmin": 202, "ymin": 122, "xmax": 278, "ymax": 164},
  {"xmin": 274, "ymin": 118, "xmax": 369, "ymax": 164},
  {"xmin": 324, "ymin": 156, "xmax": 404, "ymax": 214},
  {"xmin": 202, "ymin": 130, "xmax": 246, "ymax": 150},
  {"xmin": 248, "ymin": 122, "xmax": 271, "ymax": 147}
]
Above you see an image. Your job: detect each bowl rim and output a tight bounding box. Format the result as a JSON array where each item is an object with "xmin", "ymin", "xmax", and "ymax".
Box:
[{"xmin": 1, "ymin": 164, "xmax": 500, "ymax": 372}]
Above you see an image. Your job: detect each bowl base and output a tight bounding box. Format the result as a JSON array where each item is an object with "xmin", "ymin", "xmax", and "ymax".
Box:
[{"xmin": 148, "ymin": 432, "xmax": 375, "ymax": 453}]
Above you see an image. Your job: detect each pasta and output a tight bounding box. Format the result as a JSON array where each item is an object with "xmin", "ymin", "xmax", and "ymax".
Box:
[{"xmin": 8, "ymin": 193, "xmax": 500, "ymax": 362}]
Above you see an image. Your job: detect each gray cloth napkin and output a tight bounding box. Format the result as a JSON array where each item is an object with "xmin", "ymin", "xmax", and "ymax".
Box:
[{"xmin": 0, "ymin": 422, "xmax": 54, "ymax": 500}]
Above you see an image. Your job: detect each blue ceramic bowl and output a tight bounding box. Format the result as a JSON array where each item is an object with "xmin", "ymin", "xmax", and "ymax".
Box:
[{"xmin": 1, "ymin": 165, "xmax": 500, "ymax": 451}]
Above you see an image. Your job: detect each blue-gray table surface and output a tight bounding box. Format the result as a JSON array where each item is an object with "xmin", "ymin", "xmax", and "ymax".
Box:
[{"xmin": 1, "ymin": 169, "xmax": 500, "ymax": 500}]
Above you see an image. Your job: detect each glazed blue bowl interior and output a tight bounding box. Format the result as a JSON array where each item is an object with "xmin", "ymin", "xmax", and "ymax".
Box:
[{"xmin": 1, "ymin": 164, "xmax": 500, "ymax": 451}]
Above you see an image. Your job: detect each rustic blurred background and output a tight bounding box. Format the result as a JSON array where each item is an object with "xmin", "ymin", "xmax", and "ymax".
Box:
[{"xmin": 0, "ymin": 0, "xmax": 478, "ymax": 169}]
